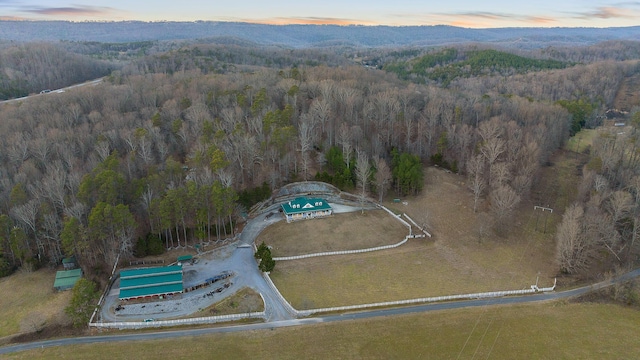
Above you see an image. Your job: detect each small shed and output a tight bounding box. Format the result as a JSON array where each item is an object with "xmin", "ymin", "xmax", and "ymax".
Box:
[
  {"xmin": 54, "ymin": 268, "xmax": 82, "ymax": 291},
  {"xmin": 62, "ymin": 256, "xmax": 77, "ymax": 270},
  {"xmin": 281, "ymin": 197, "xmax": 332, "ymax": 223},
  {"xmin": 177, "ymin": 255, "xmax": 193, "ymax": 264}
]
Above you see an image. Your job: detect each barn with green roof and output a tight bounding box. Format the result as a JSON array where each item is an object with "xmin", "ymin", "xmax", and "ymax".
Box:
[
  {"xmin": 53, "ymin": 268, "xmax": 82, "ymax": 291},
  {"xmin": 119, "ymin": 265, "xmax": 184, "ymax": 300},
  {"xmin": 281, "ymin": 197, "xmax": 332, "ymax": 223}
]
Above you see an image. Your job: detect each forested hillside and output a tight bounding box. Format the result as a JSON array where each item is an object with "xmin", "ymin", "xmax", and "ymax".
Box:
[
  {"xmin": 2, "ymin": 21, "xmax": 640, "ymax": 48},
  {"xmin": 384, "ymin": 48, "xmax": 569, "ymax": 85},
  {"xmin": 0, "ymin": 39, "xmax": 639, "ymax": 284},
  {"xmin": 0, "ymin": 43, "xmax": 115, "ymax": 99}
]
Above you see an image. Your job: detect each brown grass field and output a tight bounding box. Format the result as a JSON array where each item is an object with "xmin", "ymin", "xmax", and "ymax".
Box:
[
  {"xmin": 5, "ymin": 302, "xmax": 640, "ymax": 359},
  {"xmin": 186, "ymin": 287, "xmax": 264, "ymax": 318},
  {"xmin": 270, "ymin": 165, "xmax": 566, "ymax": 309},
  {"xmin": 258, "ymin": 209, "xmax": 408, "ymax": 257},
  {"xmin": 0, "ymin": 269, "xmax": 72, "ymax": 339}
]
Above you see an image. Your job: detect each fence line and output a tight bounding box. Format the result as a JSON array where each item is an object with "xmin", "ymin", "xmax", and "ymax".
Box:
[
  {"xmin": 297, "ymin": 280, "xmax": 557, "ymax": 316},
  {"xmin": 261, "ymin": 271, "xmax": 299, "ymax": 318},
  {"xmin": 273, "ymin": 236, "xmax": 411, "ymax": 261},
  {"xmin": 274, "ymin": 205, "xmax": 417, "ymax": 261},
  {"xmin": 88, "ymin": 278, "xmax": 556, "ymax": 328},
  {"xmin": 89, "ymin": 311, "xmax": 266, "ymax": 329},
  {"xmin": 377, "ymin": 204, "xmax": 412, "ymax": 229},
  {"xmin": 403, "ymin": 213, "xmax": 432, "ymax": 238}
]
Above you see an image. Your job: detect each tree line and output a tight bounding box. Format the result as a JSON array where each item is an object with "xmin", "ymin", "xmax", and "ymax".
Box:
[
  {"xmin": 0, "ymin": 42, "xmax": 114, "ymax": 100},
  {"xmin": 556, "ymin": 112, "xmax": 640, "ymax": 276}
]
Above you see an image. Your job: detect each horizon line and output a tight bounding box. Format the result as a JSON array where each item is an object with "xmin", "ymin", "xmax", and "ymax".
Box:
[{"xmin": 1, "ymin": 18, "xmax": 639, "ymax": 30}]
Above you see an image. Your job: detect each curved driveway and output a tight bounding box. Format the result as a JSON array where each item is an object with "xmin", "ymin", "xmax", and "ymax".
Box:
[
  {"xmin": 99, "ymin": 201, "xmax": 362, "ymax": 323},
  {"xmin": 2, "ymin": 268, "xmax": 640, "ymax": 355}
]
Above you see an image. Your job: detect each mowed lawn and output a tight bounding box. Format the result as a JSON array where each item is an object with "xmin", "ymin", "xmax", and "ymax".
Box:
[
  {"xmin": 0, "ymin": 269, "xmax": 72, "ymax": 339},
  {"xmin": 6, "ymin": 302, "xmax": 640, "ymax": 359},
  {"xmin": 258, "ymin": 209, "xmax": 408, "ymax": 257},
  {"xmin": 270, "ymin": 167, "xmax": 559, "ymax": 309}
]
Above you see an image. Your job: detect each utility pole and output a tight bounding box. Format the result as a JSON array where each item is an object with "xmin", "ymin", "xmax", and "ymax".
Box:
[{"xmin": 534, "ymin": 206, "xmax": 553, "ymax": 233}]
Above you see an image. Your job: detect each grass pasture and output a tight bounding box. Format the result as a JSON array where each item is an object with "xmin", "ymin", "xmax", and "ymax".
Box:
[
  {"xmin": 270, "ymin": 166, "xmax": 559, "ymax": 309},
  {"xmin": 6, "ymin": 302, "xmax": 640, "ymax": 359},
  {"xmin": 259, "ymin": 209, "xmax": 408, "ymax": 257},
  {"xmin": 0, "ymin": 269, "xmax": 72, "ymax": 339}
]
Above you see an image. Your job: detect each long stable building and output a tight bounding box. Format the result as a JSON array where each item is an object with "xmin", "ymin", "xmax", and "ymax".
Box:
[
  {"xmin": 281, "ymin": 197, "xmax": 332, "ymax": 223},
  {"xmin": 119, "ymin": 265, "xmax": 184, "ymax": 300}
]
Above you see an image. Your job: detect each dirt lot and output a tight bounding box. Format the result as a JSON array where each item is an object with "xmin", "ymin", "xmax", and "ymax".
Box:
[
  {"xmin": 271, "ymin": 166, "xmax": 561, "ymax": 309},
  {"xmin": 257, "ymin": 210, "xmax": 408, "ymax": 257}
]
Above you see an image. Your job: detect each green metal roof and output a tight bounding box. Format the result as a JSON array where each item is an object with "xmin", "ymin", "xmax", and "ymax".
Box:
[
  {"xmin": 53, "ymin": 268, "xmax": 82, "ymax": 290},
  {"xmin": 177, "ymin": 255, "xmax": 193, "ymax": 262},
  {"xmin": 119, "ymin": 265, "xmax": 183, "ymax": 300},
  {"xmin": 281, "ymin": 197, "xmax": 332, "ymax": 215}
]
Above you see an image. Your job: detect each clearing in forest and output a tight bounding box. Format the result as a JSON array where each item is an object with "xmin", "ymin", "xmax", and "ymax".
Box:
[{"xmin": 270, "ymin": 165, "xmax": 568, "ymax": 310}]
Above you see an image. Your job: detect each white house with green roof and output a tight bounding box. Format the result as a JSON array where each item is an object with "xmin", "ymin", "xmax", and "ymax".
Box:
[{"xmin": 281, "ymin": 197, "xmax": 332, "ymax": 223}]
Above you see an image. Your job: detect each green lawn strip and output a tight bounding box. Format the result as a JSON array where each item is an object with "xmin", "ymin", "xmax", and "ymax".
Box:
[{"xmin": 6, "ymin": 302, "xmax": 640, "ymax": 359}]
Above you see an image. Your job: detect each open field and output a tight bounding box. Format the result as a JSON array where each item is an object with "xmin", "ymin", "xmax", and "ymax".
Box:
[
  {"xmin": 5, "ymin": 302, "xmax": 640, "ymax": 359},
  {"xmin": 565, "ymin": 128, "xmax": 597, "ymax": 154},
  {"xmin": 0, "ymin": 269, "xmax": 72, "ymax": 339},
  {"xmin": 258, "ymin": 210, "xmax": 408, "ymax": 257},
  {"xmin": 271, "ymin": 166, "xmax": 561, "ymax": 309}
]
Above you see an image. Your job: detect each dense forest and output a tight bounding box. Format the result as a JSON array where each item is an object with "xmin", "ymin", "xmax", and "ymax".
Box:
[{"xmin": 0, "ymin": 39, "xmax": 639, "ymax": 285}]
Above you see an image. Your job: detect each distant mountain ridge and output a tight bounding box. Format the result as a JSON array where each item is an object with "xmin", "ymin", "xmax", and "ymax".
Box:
[{"xmin": 1, "ymin": 21, "xmax": 640, "ymax": 48}]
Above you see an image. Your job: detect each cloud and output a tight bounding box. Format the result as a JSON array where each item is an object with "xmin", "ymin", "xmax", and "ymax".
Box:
[
  {"xmin": 577, "ymin": 6, "xmax": 639, "ymax": 19},
  {"xmin": 23, "ymin": 5, "xmax": 116, "ymax": 18},
  {"xmin": 0, "ymin": 15, "xmax": 29, "ymax": 21},
  {"xmin": 401, "ymin": 11, "xmax": 559, "ymax": 28},
  {"xmin": 244, "ymin": 17, "xmax": 377, "ymax": 26}
]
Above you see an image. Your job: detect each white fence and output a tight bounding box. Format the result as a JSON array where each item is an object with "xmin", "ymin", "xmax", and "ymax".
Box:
[
  {"xmin": 273, "ymin": 204, "xmax": 419, "ymax": 261},
  {"xmin": 261, "ymin": 270, "xmax": 299, "ymax": 318},
  {"xmin": 403, "ymin": 213, "xmax": 432, "ymax": 238},
  {"xmin": 273, "ymin": 236, "xmax": 411, "ymax": 261},
  {"xmin": 89, "ymin": 311, "xmax": 266, "ymax": 329},
  {"xmin": 377, "ymin": 204, "xmax": 412, "ymax": 229},
  {"xmin": 296, "ymin": 280, "xmax": 557, "ymax": 316}
]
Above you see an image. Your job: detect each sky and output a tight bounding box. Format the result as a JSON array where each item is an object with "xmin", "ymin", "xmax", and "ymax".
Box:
[{"xmin": 1, "ymin": 1, "xmax": 640, "ymax": 28}]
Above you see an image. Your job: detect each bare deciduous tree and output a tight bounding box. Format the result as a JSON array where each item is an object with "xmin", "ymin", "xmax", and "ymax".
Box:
[
  {"xmin": 355, "ymin": 150, "xmax": 371, "ymax": 213},
  {"xmin": 467, "ymin": 154, "xmax": 486, "ymax": 213},
  {"xmin": 490, "ymin": 185, "xmax": 520, "ymax": 227},
  {"xmin": 556, "ymin": 203, "xmax": 590, "ymax": 274},
  {"xmin": 374, "ymin": 157, "xmax": 392, "ymax": 203},
  {"xmin": 298, "ymin": 114, "xmax": 316, "ymax": 181}
]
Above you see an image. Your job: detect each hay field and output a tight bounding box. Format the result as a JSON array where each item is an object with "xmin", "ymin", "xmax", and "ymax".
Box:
[
  {"xmin": 270, "ymin": 166, "xmax": 560, "ymax": 309},
  {"xmin": 258, "ymin": 210, "xmax": 408, "ymax": 257},
  {"xmin": 0, "ymin": 269, "xmax": 72, "ymax": 339},
  {"xmin": 6, "ymin": 302, "xmax": 640, "ymax": 359}
]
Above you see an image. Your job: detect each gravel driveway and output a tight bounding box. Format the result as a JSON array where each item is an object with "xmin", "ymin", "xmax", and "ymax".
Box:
[{"xmin": 99, "ymin": 192, "xmax": 365, "ymax": 323}]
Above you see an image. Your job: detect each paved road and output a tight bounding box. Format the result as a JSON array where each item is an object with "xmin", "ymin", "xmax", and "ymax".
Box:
[
  {"xmin": 0, "ymin": 78, "xmax": 103, "ymax": 105},
  {"xmin": 2, "ymin": 268, "xmax": 640, "ymax": 355}
]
